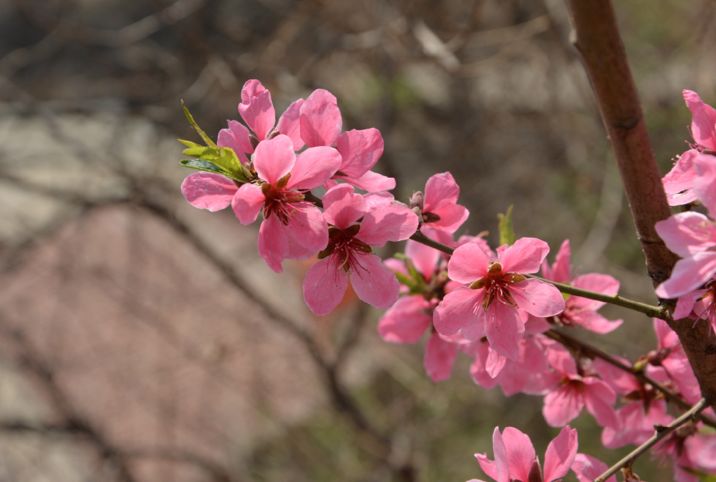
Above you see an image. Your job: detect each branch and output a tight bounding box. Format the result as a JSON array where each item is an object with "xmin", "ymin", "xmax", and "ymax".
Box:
[
  {"xmin": 595, "ymin": 398, "xmax": 708, "ymax": 482},
  {"xmin": 564, "ymin": 0, "xmax": 716, "ymax": 405}
]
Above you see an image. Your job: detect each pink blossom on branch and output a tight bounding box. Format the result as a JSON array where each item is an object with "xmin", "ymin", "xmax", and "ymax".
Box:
[
  {"xmin": 433, "ymin": 237, "xmax": 565, "ymax": 359},
  {"xmin": 419, "ymin": 172, "xmax": 470, "ymax": 234},
  {"xmin": 541, "ymin": 240, "xmax": 622, "ymax": 334},
  {"xmin": 683, "ymin": 89, "xmax": 716, "ymax": 152},
  {"xmin": 302, "ymin": 184, "xmax": 418, "ymax": 315},
  {"xmin": 470, "ymin": 425, "xmax": 578, "ymax": 482}
]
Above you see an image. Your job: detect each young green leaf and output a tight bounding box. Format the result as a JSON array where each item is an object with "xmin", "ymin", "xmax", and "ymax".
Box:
[
  {"xmin": 497, "ymin": 205, "xmax": 516, "ymax": 246},
  {"xmin": 181, "ymin": 100, "xmax": 216, "ymax": 147}
]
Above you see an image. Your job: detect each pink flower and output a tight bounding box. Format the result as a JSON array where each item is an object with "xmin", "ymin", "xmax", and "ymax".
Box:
[
  {"xmin": 654, "ymin": 212, "xmax": 716, "ymax": 299},
  {"xmin": 471, "ymin": 425, "xmax": 578, "ymax": 482},
  {"xmin": 542, "ymin": 344, "xmax": 617, "ymax": 428},
  {"xmin": 433, "ymin": 237, "xmax": 565, "ymax": 359},
  {"xmin": 683, "ymin": 89, "xmax": 716, "ymax": 151},
  {"xmin": 541, "ymin": 240, "xmax": 622, "ymax": 334},
  {"xmin": 302, "ymin": 185, "xmax": 418, "ymax": 315},
  {"xmin": 650, "ymin": 318, "xmax": 701, "ymax": 403},
  {"xmin": 182, "ymin": 135, "xmax": 341, "ymax": 272},
  {"xmin": 298, "ymin": 89, "xmax": 395, "ymax": 192},
  {"xmin": 419, "ymin": 172, "xmax": 469, "ymax": 234},
  {"xmin": 662, "ymin": 149, "xmax": 702, "ymax": 206}
]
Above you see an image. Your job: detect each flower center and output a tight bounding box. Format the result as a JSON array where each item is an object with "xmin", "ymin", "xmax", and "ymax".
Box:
[
  {"xmin": 261, "ymin": 182, "xmax": 304, "ymax": 225},
  {"xmin": 468, "ymin": 262, "xmax": 526, "ymax": 309},
  {"xmin": 318, "ymin": 225, "xmax": 372, "ymax": 271}
]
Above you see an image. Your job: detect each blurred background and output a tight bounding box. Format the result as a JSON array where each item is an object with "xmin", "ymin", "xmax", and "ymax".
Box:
[{"xmin": 1, "ymin": 0, "xmax": 715, "ymax": 480}]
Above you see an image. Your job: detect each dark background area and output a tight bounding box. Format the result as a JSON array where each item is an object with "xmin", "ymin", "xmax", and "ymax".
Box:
[{"xmin": 1, "ymin": 0, "xmax": 715, "ymax": 480}]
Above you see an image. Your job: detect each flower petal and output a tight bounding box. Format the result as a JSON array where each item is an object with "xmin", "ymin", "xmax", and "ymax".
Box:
[
  {"xmin": 378, "ymin": 296, "xmax": 431, "ymax": 343},
  {"xmin": 447, "ymin": 242, "xmax": 491, "ymax": 284},
  {"xmin": 217, "ymin": 120, "xmax": 254, "ymax": 164},
  {"xmin": 684, "ymin": 89, "xmax": 716, "ymax": 151},
  {"xmin": 181, "ymin": 173, "xmax": 237, "ymax": 212},
  {"xmin": 433, "ymin": 287, "xmax": 481, "ymax": 337},
  {"xmin": 571, "ymin": 454, "xmax": 614, "ymax": 482},
  {"xmin": 258, "ymin": 215, "xmax": 288, "ymax": 273},
  {"xmin": 322, "ymin": 184, "xmax": 366, "ymax": 229},
  {"xmin": 655, "ymin": 251, "xmax": 716, "ymax": 298},
  {"xmin": 253, "ymin": 135, "xmax": 296, "ymax": 185},
  {"xmin": 692, "ymin": 152, "xmax": 716, "ymax": 217},
  {"xmin": 231, "ymin": 183, "xmax": 265, "ymax": 225},
  {"xmin": 569, "ymin": 274, "xmax": 619, "ymax": 311},
  {"xmin": 510, "ymin": 279, "xmax": 565, "ymax": 318},
  {"xmin": 341, "ymin": 170, "xmax": 396, "ymax": 192},
  {"xmin": 543, "ymin": 426, "xmax": 578, "ymax": 482},
  {"xmin": 300, "ymin": 89, "xmax": 342, "ymax": 147},
  {"xmin": 405, "ymin": 240, "xmax": 441, "ymax": 281},
  {"xmin": 335, "ymin": 128, "xmax": 384, "ymax": 177},
  {"xmin": 500, "ymin": 427, "xmax": 537, "ymax": 482},
  {"xmin": 499, "ymin": 237, "xmax": 550, "ymax": 274},
  {"xmin": 662, "ymin": 149, "xmax": 699, "ymax": 206},
  {"xmin": 285, "ymin": 203, "xmax": 328, "ymax": 255},
  {"xmin": 303, "ymin": 256, "xmax": 349, "ymax": 316},
  {"xmin": 287, "ymin": 146, "xmax": 341, "ymax": 190},
  {"xmin": 583, "ymin": 378, "xmax": 618, "ymax": 428},
  {"xmin": 424, "ymin": 333, "xmax": 458, "ymax": 382},
  {"xmin": 349, "ymin": 253, "xmax": 400, "ymax": 309},
  {"xmin": 655, "ymin": 211, "xmax": 716, "ymax": 257},
  {"xmin": 484, "ymin": 301, "xmax": 524, "ymax": 360},
  {"xmin": 238, "ymin": 79, "xmax": 275, "ymax": 140},
  {"xmin": 543, "ymin": 385, "xmax": 583, "ymax": 427},
  {"xmin": 276, "ymin": 98, "xmax": 305, "ymax": 150},
  {"xmin": 541, "ymin": 239, "xmax": 571, "ymax": 283},
  {"xmin": 357, "ymin": 202, "xmax": 418, "ymax": 247}
]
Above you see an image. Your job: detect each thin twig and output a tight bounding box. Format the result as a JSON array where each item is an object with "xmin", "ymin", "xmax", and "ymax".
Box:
[{"xmin": 595, "ymin": 398, "xmax": 707, "ymax": 482}]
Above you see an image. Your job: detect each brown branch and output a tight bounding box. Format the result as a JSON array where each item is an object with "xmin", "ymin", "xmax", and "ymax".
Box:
[{"xmin": 564, "ymin": 0, "xmax": 716, "ymax": 405}]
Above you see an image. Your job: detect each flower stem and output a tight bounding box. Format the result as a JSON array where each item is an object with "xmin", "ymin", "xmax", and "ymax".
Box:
[{"xmin": 594, "ymin": 398, "xmax": 707, "ymax": 482}]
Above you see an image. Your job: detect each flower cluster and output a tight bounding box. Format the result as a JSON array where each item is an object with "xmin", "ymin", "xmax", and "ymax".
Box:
[{"xmin": 179, "ymin": 81, "xmax": 716, "ymax": 481}]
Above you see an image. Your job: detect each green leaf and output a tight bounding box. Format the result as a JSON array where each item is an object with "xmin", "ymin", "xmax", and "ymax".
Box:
[
  {"xmin": 181, "ymin": 100, "xmax": 216, "ymax": 147},
  {"xmin": 497, "ymin": 205, "xmax": 516, "ymax": 246},
  {"xmin": 180, "ymin": 159, "xmax": 233, "ymax": 177},
  {"xmin": 394, "ymin": 271, "xmax": 416, "ymax": 289}
]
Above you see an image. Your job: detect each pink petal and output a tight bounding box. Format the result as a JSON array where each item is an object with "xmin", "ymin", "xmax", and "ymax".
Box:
[
  {"xmin": 285, "ymin": 203, "xmax": 328, "ymax": 255},
  {"xmin": 569, "ymin": 274, "xmax": 620, "ymax": 311},
  {"xmin": 653, "ymin": 317, "xmax": 679, "ymax": 349},
  {"xmin": 231, "ymin": 183, "xmax": 265, "ymax": 224},
  {"xmin": 674, "ymin": 290, "xmax": 703, "ymax": 319},
  {"xmin": 357, "ymin": 202, "xmax": 419, "ymax": 247},
  {"xmin": 405, "ymin": 240, "xmax": 441, "ymax": 280},
  {"xmin": 655, "ymin": 251, "xmax": 716, "ymax": 298},
  {"xmin": 238, "ymin": 79, "xmax": 275, "ymax": 140},
  {"xmin": 428, "ymin": 200, "xmax": 469, "ymax": 234},
  {"xmin": 335, "ymin": 128, "xmax": 384, "ymax": 177},
  {"xmin": 684, "ymin": 89, "xmax": 716, "ymax": 151},
  {"xmin": 300, "ymin": 89, "xmax": 342, "ymax": 147},
  {"xmin": 692, "ymin": 152, "xmax": 716, "ymax": 217},
  {"xmin": 181, "ymin": 173, "xmax": 237, "ymax": 211},
  {"xmin": 510, "ymin": 279, "xmax": 565, "ymax": 318},
  {"xmin": 546, "ymin": 344, "xmax": 578, "ymax": 376},
  {"xmin": 543, "ymin": 385, "xmax": 584, "ymax": 427},
  {"xmin": 287, "ymin": 146, "xmax": 341, "ymax": 190},
  {"xmin": 470, "ymin": 342, "xmax": 501, "ymax": 389},
  {"xmin": 592, "ymin": 357, "xmax": 639, "ymax": 395},
  {"xmin": 341, "ymin": 169, "xmax": 396, "ymax": 192},
  {"xmin": 583, "ymin": 378, "xmax": 618, "ymax": 428},
  {"xmin": 258, "ymin": 215, "xmax": 288, "ymax": 273},
  {"xmin": 543, "ymin": 426, "xmax": 578, "ymax": 482},
  {"xmin": 447, "ymin": 242, "xmax": 491, "ymax": 284},
  {"xmin": 322, "ymin": 184, "xmax": 366, "ymax": 229},
  {"xmin": 217, "ymin": 120, "xmax": 254, "ymax": 164},
  {"xmin": 303, "ymin": 256, "xmax": 349, "ymax": 315},
  {"xmin": 475, "ymin": 453, "xmax": 500, "ymax": 482},
  {"xmin": 663, "ymin": 149, "xmax": 699, "ymax": 206},
  {"xmin": 253, "ymin": 135, "xmax": 296, "ymax": 185},
  {"xmin": 569, "ymin": 311, "xmax": 622, "ymax": 334},
  {"xmin": 491, "ymin": 427, "xmax": 510, "ymax": 482},
  {"xmin": 433, "ymin": 288, "xmax": 481, "ymax": 337},
  {"xmin": 655, "ymin": 211, "xmax": 716, "ymax": 257},
  {"xmin": 276, "ymin": 98, "xmax": 305, "ymax": 150},
  {"xmin": 542, "ymin": 240, "xmax": 572, "ymax": 283},
  {"xmin": 500, "ymin": 427, "xmax": 537, "ymax": 482},
  {"xmin": 424, "ymin": 172, "xmax": 460, "ymax": 209},
  {"xmin": 484, "ymin": 301, "xmax": 524, "ymax": 360},
  {"xmin": 499, "ymin": 237, "xmax": 550, "ymax": 274},
  {"xmin": 378, "ymin": 296, "xmax": 431, "ymax": 343},
  {"xmin": 571, "ymin": 454, "xmax": 614, "ymax": 482},
  {"xmin": 424, "ymin": 333, "xmax": 458, "ymax": 382},
  {"xmin": 349, "ymin": 253, "xmax": 400, "ymax": 309}
]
